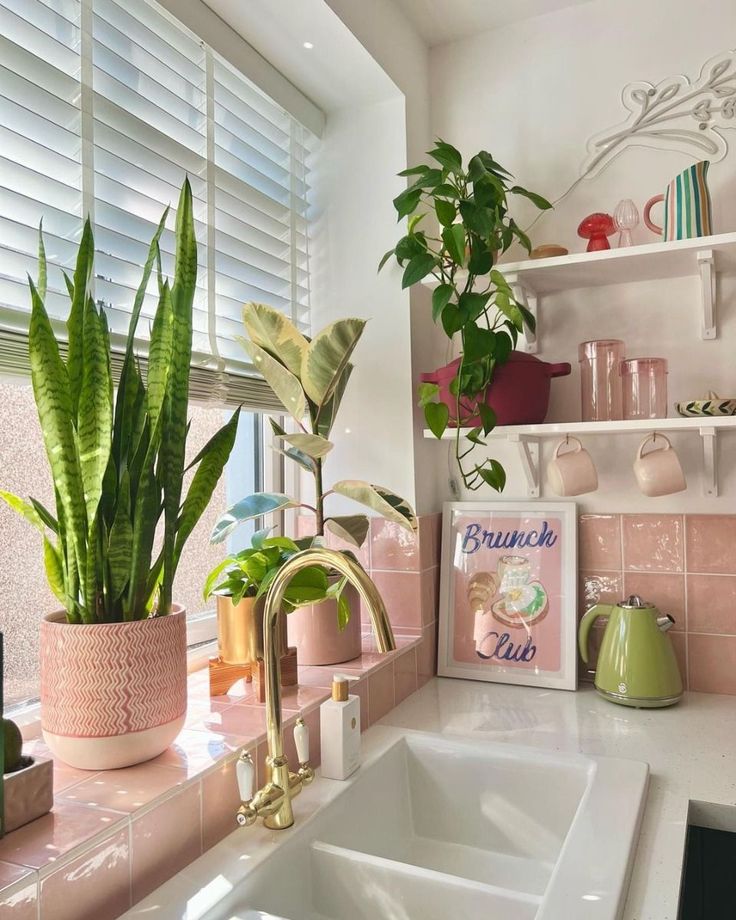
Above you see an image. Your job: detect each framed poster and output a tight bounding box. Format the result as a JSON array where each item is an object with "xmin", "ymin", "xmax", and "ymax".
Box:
[{"xmin": 438, "ymin": 501, "xmax": 577, "ymax": 690}]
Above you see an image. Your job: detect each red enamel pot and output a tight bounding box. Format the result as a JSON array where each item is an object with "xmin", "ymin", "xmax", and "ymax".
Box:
[{"xmin": 420, "ymin": 352, "xmax": 571, "ymax": 427}]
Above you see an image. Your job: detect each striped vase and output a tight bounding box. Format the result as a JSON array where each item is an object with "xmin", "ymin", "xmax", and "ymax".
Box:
[{"xmin": 644, "ymin": 160, "xmax": 712, "ymax": 241}]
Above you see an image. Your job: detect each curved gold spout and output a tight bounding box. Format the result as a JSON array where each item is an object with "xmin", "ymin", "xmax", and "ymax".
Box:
[{"xmin": 238, "ymin": 547, "xmax": 396, "ymax": 830}]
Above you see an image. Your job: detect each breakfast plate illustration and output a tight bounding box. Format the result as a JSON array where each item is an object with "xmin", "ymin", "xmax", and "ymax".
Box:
[{"xmin": 491, "ymin": 580, "xmax": 549, "ymax": 629}]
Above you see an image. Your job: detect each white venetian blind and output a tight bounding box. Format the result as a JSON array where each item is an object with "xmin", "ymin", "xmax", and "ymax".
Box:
[{"xmin": 0, "ymin": 0, "xmax": 317, "ymax": 410}]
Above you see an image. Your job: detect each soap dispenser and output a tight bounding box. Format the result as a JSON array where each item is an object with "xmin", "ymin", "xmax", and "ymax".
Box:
[{"xmin": 320, "ymin": 675, "xmax": 361, "ymax": 780}]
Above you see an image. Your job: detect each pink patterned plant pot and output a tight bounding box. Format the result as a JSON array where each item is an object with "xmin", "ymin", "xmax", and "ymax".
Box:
[
  {"xmin": 287, "ymin": 584, "xmax": 362, "ymax": 666},
  {"xmin": 40, "ymin": 607, "xmax": 187, "ymax": 770}
]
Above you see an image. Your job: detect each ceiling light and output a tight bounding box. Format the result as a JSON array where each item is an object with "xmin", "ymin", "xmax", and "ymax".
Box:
[{"xmin": 303, "ymin": 41, "xmax": 314, "ymax": 49}]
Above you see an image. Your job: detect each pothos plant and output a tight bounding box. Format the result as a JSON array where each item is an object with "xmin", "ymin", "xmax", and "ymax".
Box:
[
  {"xmin": 210, "ymin": 302, "xmax": 417, "ymax": 627},
  {"xmin": 379, "ymin": 140, "xmax": 552, "ymax": 492}
]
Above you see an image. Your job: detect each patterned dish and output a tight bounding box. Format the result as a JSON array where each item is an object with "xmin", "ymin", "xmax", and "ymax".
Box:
[
  {"xmin": 676, "ymin": 392, "xmax": 736, "ymax": 417},
  {"xmin": 491, "ymin": 581, "xmax": 549, "ymax": 629}
]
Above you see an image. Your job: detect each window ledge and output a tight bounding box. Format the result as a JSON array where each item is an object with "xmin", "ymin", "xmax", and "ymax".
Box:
[{"xmin": 0, "ymin": 633, "xmax": 427, "ymax": 917}]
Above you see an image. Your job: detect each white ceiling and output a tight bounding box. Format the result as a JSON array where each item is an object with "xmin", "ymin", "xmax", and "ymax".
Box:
[{"xmin": 393, "ymin": 0, "xmax": 595, "ymax": 45}]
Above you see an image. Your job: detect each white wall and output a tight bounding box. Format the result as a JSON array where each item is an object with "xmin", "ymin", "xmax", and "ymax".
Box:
[{"xmin": 429, "ymin": 0, "xmax": 736, "ymax": 512}]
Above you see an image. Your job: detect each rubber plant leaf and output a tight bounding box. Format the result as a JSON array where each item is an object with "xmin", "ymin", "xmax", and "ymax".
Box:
[
  {"xmin": 330, "ymin": 481, "xmax": 417, "ymax": 534},
  {"xmin": 174, "ymin": 406, "xmax": 240, "ymax": 568},
  {"xmin": 324, "ymin": 514, "xmax": 370, "ymax": 548},
  {"xmin": 242, "ymin": 301, "xmax": 308, "ymax": 376},
  {"xmin": 301, "ymin": 318, "xmax": 366, "ymax": 409},
  {"xmin": 316, "ymin": 363, "xmax": 353, "ymax": 439},
  {"xmin": 211, "ymin": 493, "xmax": 298, "ymax": 544},
  {"xmin": 241, "ymin": 338, "xmax": 306, "ymax": 422},
  {"xmin": 278, "ymin": 432, "xmax": 333, "ymax": 459}
]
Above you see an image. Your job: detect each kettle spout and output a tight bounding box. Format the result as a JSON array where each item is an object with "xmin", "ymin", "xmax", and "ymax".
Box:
[{"xmin": 656, "ymin": 614, "xmax": 675, "ymax": 632}]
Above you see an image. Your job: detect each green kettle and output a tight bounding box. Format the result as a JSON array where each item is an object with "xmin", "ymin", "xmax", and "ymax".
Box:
[{"xmin": 579, "ymin": 594, "xmax": 683, "ymax": 708}]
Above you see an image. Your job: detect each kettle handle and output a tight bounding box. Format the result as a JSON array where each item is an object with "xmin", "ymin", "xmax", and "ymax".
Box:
[{"xmin": 578, "ymin": 604, "xmax": 613, "ymax": 666}]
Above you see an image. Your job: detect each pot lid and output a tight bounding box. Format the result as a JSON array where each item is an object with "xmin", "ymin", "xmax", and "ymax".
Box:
[{"xmin": 618, "ymin": 594, "xmax": 656, "ymax": 609}]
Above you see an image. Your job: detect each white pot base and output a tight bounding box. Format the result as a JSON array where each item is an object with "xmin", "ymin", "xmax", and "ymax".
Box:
[{"xmin": 43, "ymin": 714, "xmax": 186, "ymax": 771}]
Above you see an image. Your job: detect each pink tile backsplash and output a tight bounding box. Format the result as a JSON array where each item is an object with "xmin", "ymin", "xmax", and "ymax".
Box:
[
  {"xmin": 0, "ymin": 862, "xmax": 37, "ymax": 920},
  {"xmin": 623, "ymin": 572, "xmax": 686, "ymax": 629},
  {"xmin": 579, "ymin": 514, "xmax": 621, "ymax": 571},
  {"xmin": 369, "ymin": 570, "xmax": 423, "ymax": 629},
  {"xmin": 40, "ymin": 828, "xmax": 131, "ymax": 920},
  {"xmin": 622, "ymin": 514, "xmax": 684, "ymax": 573},
  {"xmin": 687, "ymin": 574, "xmax": 736, "ymax": 635},
  {"xmin": 370, "ymin": 518, "xmax": 420, "ymax": 571},
  {"xmin": 59, "ymin": 763, "xmax": 187, "ymax": 814},
  {"xmin": 579, "ymin": 513, "xmax": 736, "ymax": 696},
  {"xmin": 686, "ymin": 515, "xmax": 736, "ymax": 575},
  {"xmin": 131, "ymin": 782, "xmax": 202, "ymax": 904}
]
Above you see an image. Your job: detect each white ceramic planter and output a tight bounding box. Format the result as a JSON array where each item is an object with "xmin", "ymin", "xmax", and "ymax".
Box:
[{"xmin": 40, "ymin": 607, "xmax": 187, "ymax": 770}]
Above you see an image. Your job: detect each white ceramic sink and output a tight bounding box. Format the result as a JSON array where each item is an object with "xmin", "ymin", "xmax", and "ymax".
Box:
[{"xmin": 157, "ymin": 729, "xmax": 648, "ymax": 920}]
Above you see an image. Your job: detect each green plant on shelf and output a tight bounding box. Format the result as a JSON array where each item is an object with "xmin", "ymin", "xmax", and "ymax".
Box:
[
  {"xmin": 379, "ymin": 139, "xmax": 552, "ymax": 492},
  {"xmin": 1, "ymin": 179, "xmax": 238, "ymax": 623}
]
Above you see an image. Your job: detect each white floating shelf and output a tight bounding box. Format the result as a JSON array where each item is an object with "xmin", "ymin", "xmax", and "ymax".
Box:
[
  {"xmin": 423, "ymin": 416, "xmax": 736, "ymax": 498},
  {"xmin": 422, "ymin": 230, "xmax": 736, "ymax": 348}
]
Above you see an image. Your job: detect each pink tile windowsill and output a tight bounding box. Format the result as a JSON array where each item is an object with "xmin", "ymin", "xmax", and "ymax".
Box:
[{"xmin": 0, "ymin": 634, "xmax": 423, "ymax": 919}]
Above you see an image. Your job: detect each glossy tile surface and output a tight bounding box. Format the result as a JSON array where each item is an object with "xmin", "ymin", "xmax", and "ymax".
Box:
[
  {"xmin": 131, "ymin": 782, "xmax": 202, "ymax": 904},
  {"xmin": 59, "ymin": 764, "xmax": 187, "ymax": 814},
  {"xmin": 687, "ymin": 574, "xmax": 736, "ymax": 634},
  {"xmin": 579, "ymin": 514, "xmax": 621, "ymax": 571},
  {"xmin": 39, "ymin": 828, "xmax": 130, "ymax": 920},
  {"xmin": 622, "ymin": 514, "xmax": 683, "ymax": 572},
  {"xmin": 688, "ymin": 634, "xmax": 736, "ymax": 694},
  {"xmin": 686, "ymin": 515, "xmax": 736, "ymax": 574},
  {"xmin": 368, "ymin": 663, "xmax": 395, "ymax": 724},
  {"xmin": 623, "ymin": 572, "xmax": 686, "ymax": 628},
  {"xmin": 0, "ymin": 862, "xmax": 37, "ymax": 920}
]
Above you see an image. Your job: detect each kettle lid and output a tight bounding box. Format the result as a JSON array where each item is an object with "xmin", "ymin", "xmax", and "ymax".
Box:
[{"xmin": 618, "ymin": 594, "xmax": 655, "ymax": 609}]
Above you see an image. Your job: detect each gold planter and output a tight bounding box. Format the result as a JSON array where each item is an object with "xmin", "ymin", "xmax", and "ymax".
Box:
[{"xmin": 216, "ymin": 595, "xmax": 288, "ymax": 665}]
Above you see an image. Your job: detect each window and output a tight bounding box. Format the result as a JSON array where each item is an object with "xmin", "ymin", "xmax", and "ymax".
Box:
[{"xmin": 0, "ymin": 0, "xmax": 317, "ymax": 708}]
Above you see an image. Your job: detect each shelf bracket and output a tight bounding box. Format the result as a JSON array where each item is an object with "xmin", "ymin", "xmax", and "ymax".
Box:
[
  {"xmin": 508, "ymin": 434, "xmax": 540, "ymax": 498},
  {"xmin": 700, "ymin": 426, "xmax": 718, "ymax": 497},
  {"xmin": 505, "ymin": 272, "xmax": 538, "ymax": 354},
  {"xmin": 697, "ymin": 249, "xmax": 716, "ymax": 340}
]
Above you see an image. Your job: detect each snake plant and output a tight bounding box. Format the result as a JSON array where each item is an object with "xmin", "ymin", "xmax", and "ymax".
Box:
[
  {"xmin": 211, "ymin": 301, "xmax": 416, "ymax": 556},
  {"xmin": 1, "ymin": 179, "xmax": 238, "ymax": 624}
]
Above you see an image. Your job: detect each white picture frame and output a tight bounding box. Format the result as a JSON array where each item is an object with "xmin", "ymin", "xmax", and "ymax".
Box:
[{"xmin": 437, "ymin": 501, "xmax": 578, "ymax": 690}]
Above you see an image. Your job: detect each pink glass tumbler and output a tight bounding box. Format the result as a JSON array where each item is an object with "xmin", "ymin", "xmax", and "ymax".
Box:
[
  {"xmin": 578, "ymin": 339, "xmax": 625, "ymax": 421},
  {"xmin": 621, "ymin": 357, "xmax": 668, "ymax": 420}
]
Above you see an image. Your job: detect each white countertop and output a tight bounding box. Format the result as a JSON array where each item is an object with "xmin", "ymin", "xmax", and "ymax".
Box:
[{"xmin": 382, "ymin": 678, "xmax": 736, "ymax": 920}]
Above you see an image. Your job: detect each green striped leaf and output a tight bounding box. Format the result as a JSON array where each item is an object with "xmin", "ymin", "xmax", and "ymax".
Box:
[
  {"xmin": 146, "ymin": 280, "xmax": 174, "ymax": 434},
  {"xmin": 301, "ymin": 318, "xmax": 366, "ymax": 408},
  {"xmin": 0, "ymin": 490, "xmax": 47, "ymax": 533},
  {"xmin": 242, "ymin": 301, "xmax": 308, "ymax": 376},
  {"xmin": 125, "ymin": 464, "xmax": 161, "ymax": 619},
  {"xmin": 160, "ymin": 178, "xmax": 197, "ymax": 615},
  {"xmin": 108, "ymin": 470, "xmax": 132, "ymax": 601},
  {"xmin": 66, "ymin": 219, "xmax": 94, "ymax": 415},
  {"xmin": 37, "ymin": 221, "xmax": 47, "ymax": 301},
  {"xmin": 43, "ymin": 537, "xmax": 65, "ymax": 604},
  {"xmin": 174, "ymin": 407, "xmax": 239, "ymax": 569},
  {"xmin": 78, "ymin": 297, "xmax": 113, "ymax": 524},
  {"xmin": 28, "ymin": 277, "xmax": 89, "ymax": 616}
]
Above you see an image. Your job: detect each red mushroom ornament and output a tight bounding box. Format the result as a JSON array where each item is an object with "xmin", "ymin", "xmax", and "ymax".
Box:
[{"xmin": 577, "ymin": 212, "xmax": 616, "ymax": 252}]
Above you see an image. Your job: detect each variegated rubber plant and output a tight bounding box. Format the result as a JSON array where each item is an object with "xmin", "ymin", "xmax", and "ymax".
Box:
[
  {"xmin": 1, "ymin": 179, "xmax": 239, "ymax": 624},
  {"xmin": 210, "ymin": 302, "xmax": 416, "ymax": 627}
]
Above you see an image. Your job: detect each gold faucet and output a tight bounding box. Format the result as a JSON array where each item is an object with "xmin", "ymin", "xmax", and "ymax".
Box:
[{"xmin": 235, "ymin": 547, "xmax": 396, "ymax": 830}]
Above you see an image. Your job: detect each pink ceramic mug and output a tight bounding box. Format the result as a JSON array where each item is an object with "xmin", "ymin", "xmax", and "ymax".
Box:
[
  {"xmin": 548, "ymin": 437, "xmax": 598, "ymax": 496},
  {"xmin": 633, "ymin": 434, "xmax": 686, "ymax": 496}
]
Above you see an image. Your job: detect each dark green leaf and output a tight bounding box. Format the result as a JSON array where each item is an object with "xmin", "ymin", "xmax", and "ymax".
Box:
[
  {"xmin": 459, "ymin": 200, "xmax": 493, "ymax": 236},
  {"xmin": 441, "ymin": 304, "xmax": 465, "ymax": 337},
  {"xmin": 478, "ymin": 403, "xmax": 497, "ymax": 435},
  {"xmin": 468, "ymin": 241, "xmax": 493, "ymax": 275},
  {"xmin": 378, "ymin": 248, "xmax": 394, "ymax": 272},
  {"xmin": 398, "ymin": 164, "xmax": 430, "ymax": 177},
  {"xmin": 393, "ymin": 188, "xmax": 422, "ymax": 219},
  {"xmin": 432, "ymin": 183, "xmax": 460, "ymax": 199},
  {"xmin": 402, "ymin": 253, "xmax": 436, "ymax": 289},
  {"xmin": 424, "ymin": 402, "xmax": 449, "ymax": 439},
  {"xmin": 466, "ymin": 427, "xmax": 486, "ymax": 446},
  {"xmin": 428, "ymin": 140, "xmax": 462, "ymax": 172},
  {"xmin": 519, "ymin": 304, "xmax": 536, "ymax": 334},
  {"xmin": 478, "ymin": 459, "xmax": 507, "ymax": 492},
  {"xmin": 510, "ymin": 186, "xmax": 552, "ymax": 210},
  {"xmin": 463, "ymin": 323, "xmax": 496, "ymax": 362},
  {"xmin": 431, "ymin": 283, "xmax": 454, "ymax": 323},
  {"xmin": 408, "ymin": 168, "xmax": 443, "ymax": 190},
  {"xmin": 395, "ymin": 234, "xmax": 426, "ymax": 263},
  {"xmin": 435, "ymin": 199, "xmax": 456, "ymax": 227},
  {"xmin": 441, "ymin": 224, "xmax": 466, "ymax": 266},
  {"xmin": 477, "ymin": 151, "xmax": 513, "ymax": 179},
  {"xmin": 509, "ymin": 219, "xmax": 532, "ymax": 254},
  {"xmin": 458, "ymin": 291, "xmax": 490, "ymax": 321}
]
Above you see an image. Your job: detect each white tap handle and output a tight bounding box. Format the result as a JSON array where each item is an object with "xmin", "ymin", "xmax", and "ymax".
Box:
[
  {"xmin": 236, "ymin": 750, "xmax": 254, "ymax": 802},
  {"xmin": 294, "ymin": 717, "xmax": 310, "ymax": 765}
]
